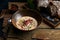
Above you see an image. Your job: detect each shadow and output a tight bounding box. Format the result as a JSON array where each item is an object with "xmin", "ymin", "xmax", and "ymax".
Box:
[
  {"xmin": 0, "ymin": 18, "xmax": 4, "ymax": 37},
  {"xmin": 32, "ymin": 38, "xmax": 44, "ymax": 40},
  {"xmin": 39, "ymin": 6, "xmax": 50, "ymax": 17},
  {"xmin": 9, "ymin": 24, "xmax": 33, "ymax": 36}
]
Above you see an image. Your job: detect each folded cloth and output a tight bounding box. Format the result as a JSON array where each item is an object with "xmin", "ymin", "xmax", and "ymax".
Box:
[{"xmin": 0, "ymin": 18, "xmax": 4, "ymax": 37}]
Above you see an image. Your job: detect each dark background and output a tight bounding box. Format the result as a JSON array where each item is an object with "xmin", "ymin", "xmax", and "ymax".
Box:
[
  {"xmin": 0, "ymin": 0, "xmax": 59, "ymax": 10},
  {"xmin": 0, "ymin": 0, "xmax": 27, "ymax": 10}
]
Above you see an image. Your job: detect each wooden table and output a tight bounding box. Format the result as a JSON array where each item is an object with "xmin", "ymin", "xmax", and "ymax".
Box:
[
  {"xmin": 32, "ymin": 29, "xmax": 60, "ymax": 40},
  {"xmin": 1, "ymin": 2, "xmax": 60, "ymax": 40}
]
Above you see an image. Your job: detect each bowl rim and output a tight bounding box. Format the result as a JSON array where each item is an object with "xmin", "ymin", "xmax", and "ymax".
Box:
[{"xmin": 11, "ymin": 9, "xmax": 42, "ymax": 31}]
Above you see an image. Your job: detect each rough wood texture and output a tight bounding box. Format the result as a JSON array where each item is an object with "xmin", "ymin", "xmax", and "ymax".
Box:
[{"xmin": 32, "ymin": 29, "xmax": 60, "ymax": 40}]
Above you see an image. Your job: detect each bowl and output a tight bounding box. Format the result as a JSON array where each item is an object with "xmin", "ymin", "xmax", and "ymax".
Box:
[{"xmin": 11, "ymin": 9, "xmax": 42, "ymax": 31}]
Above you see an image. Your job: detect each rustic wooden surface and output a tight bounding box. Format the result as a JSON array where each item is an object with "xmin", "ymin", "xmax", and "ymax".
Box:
[
  {"xmin": 32, "ymin": 29, "xmax": 60, "ymax": 40},
  {"xmin": 1, "ymin": 2, "xmax": 60, "ymax": 40},
  {"xmin": 1, "ymin": 11, "xmax": 60, "ymax": 40}
]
